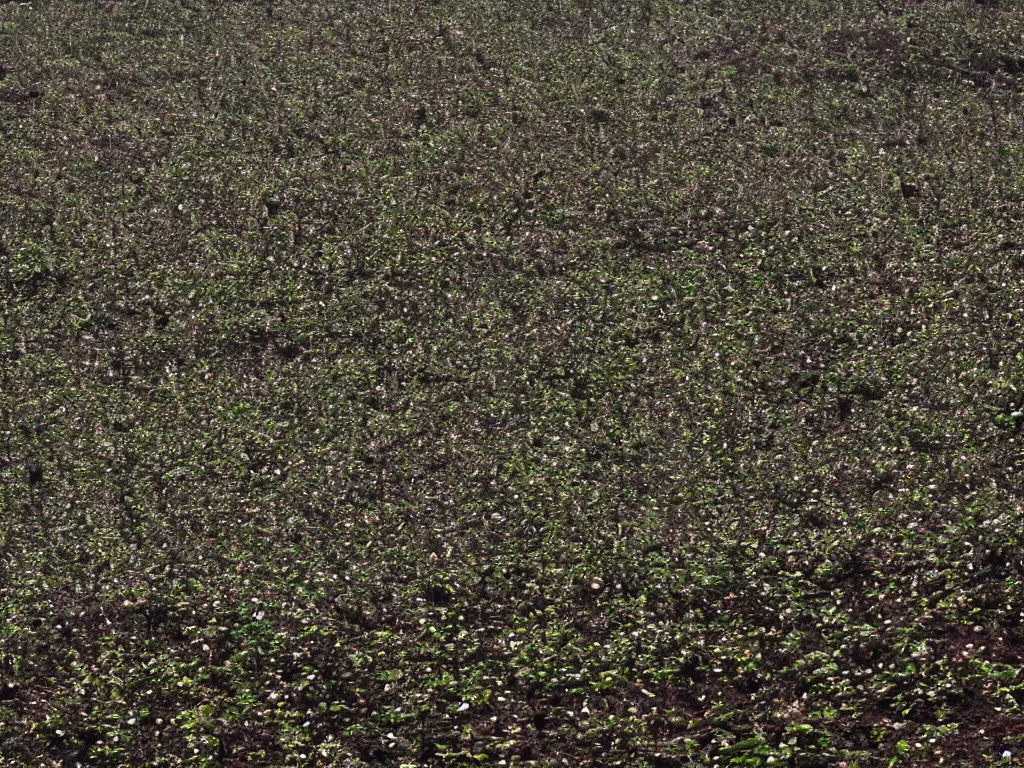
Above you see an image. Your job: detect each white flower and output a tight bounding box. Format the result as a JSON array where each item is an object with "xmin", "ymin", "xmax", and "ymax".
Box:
[
  {"xmin": 457, "ymin": 702, "xmax": 470, "ymax": 712},
  {"xmin": 1002, "ymin": 750, "xmax": 1013, "ymax": 760}
]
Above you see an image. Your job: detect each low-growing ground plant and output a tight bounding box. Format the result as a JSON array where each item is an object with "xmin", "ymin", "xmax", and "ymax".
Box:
[{"xmin": 2, "ymin": 0, "xmax": 1024, "ymax": 765}]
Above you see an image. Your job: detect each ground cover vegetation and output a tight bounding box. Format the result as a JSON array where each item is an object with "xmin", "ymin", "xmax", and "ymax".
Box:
[{"xmin": 2, "ymin": 0, "xmax": 1024, "ymax": 765}]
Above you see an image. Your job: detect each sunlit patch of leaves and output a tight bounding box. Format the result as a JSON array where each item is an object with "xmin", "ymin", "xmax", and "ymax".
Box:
[{"xmin": 2, "ymin": 0, "xmax": 1024, "ymax": 765}]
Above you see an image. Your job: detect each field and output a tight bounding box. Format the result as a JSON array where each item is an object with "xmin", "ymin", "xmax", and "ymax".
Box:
[{"xmin": 2, "ymin": 0, "xmax": 1024, "ymax": 765}]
